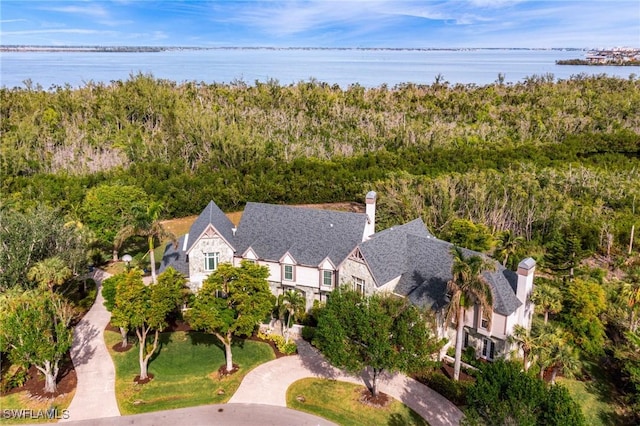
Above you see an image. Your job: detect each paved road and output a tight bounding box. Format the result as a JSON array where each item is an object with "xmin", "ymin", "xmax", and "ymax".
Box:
[
  {"xmin": 61, "ymin": 404, "xmax": 336, "ymax": 426},
  {"xmin": 230, "ymin": 340, "xmax": 464, "ymax": 426},
  {"xmin": 61, "ymin": 269, "xmax": 120, "ymax": 422}
]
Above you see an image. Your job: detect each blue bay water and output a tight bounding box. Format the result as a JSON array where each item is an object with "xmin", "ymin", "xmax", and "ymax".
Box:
[{"xmin": 1, "ymin": 48, "xmax": 638, "ymax": 89}]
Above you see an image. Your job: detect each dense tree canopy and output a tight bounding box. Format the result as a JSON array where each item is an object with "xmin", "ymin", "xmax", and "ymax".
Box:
[
  {"xmin": 186, "ymin": 262, "xmax": 275, "ymax": 373},
  {"xmin": 0, "ymin": 290, "xmax": 74, "ymax": 393},
  {"xmin": 463, "ymin": 360, "xmax": 585, "ymax": 426},
  {"xmin": 314, "ymin": 287, "xmax": 442, "ymax": 396}
]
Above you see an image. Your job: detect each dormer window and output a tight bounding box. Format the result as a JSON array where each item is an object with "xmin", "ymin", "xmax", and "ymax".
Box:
[
  {"xmin": 322, "ymin": 270, "xmax": 333, "ymax": 287},
  {"xmin": 283, "ymin": 264, "xmax": 294, "ymax": 281}
]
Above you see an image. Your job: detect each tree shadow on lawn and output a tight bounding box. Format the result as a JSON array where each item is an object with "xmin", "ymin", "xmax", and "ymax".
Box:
[
  {"xmin": 296, "ymin": 339, "xmax": 360, "ymax": 382},
  {"xmin": 582, "ymin": 359, "xmax": 629, "ymax": 425},
  {"xmin": 185, "ymin": 331, "xmax": 250, "ymax": 351},
  {"xmin": 148, "ymin": 331, "xmax": 174, "ymax": 364}
]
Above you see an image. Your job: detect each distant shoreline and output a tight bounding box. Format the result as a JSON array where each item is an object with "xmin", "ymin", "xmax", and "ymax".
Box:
[
  {"xmin": 0, "ymin": 45, "xmax": 589, "ymax": 53},
  {"xmin": 556, "ymin": 59, "xmax": 640, "ymax": 66}
]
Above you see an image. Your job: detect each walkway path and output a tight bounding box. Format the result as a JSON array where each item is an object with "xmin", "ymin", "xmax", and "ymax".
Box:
[
  {"xmin": 230, "ymin": 339, "xmax": 464, "ymax": 426},
  {"xmin": 61, "ymin": 269, "xmax": 120, "ymax": 422}
]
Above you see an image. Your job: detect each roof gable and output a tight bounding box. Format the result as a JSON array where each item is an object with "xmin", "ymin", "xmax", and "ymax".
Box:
[{"xmin": 185, "ymin": 200, "xmax": 235, "ymax": 253}]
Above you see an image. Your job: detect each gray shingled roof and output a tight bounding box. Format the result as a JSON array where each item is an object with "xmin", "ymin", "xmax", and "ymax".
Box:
[
  {"xmin": 359, "ymin": 218, "xmax": 432, "ymax": 286},
  {"xmin": 363, "ymin": 221, "xmax": 521, "ymax": 316},
  {"xmin": 159, "ymin": 235, "xmax": 189, "ymax": 276},
  {"xmin": 185, "ymin": 201, "xmax": 236, "ymax": 253},
  {"xmin": 234, "ymin": 202, "xmax": 367, "ymax": 267}
]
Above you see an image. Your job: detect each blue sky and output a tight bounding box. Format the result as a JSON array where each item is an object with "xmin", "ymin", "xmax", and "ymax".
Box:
[{"xmin": 1, "ymin": 1, "xmax": 638, "ymax": 48}]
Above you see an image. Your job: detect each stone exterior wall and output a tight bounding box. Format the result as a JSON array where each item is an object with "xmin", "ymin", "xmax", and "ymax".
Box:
[
  {"xmin": 338, "ymin": 258, "xmax": 376, "ymax": 296},
  {"xmin": 188, "ymin": 234, "xmax": 234, "ymax": 287}
]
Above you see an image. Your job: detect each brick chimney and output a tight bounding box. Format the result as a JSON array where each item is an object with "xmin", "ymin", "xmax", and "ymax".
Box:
[{"xmin": 364, "ymin": 191, "xmax": 377, "ymax": 240}]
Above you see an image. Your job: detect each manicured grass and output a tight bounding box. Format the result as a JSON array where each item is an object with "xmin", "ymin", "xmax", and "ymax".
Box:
[
  {"xmin": 287, "ymin": 378, "xmax": 429, "ymax": 426},
  {"xmin": 105, "ymin": 330, "xmax": 274, "ymax": 414},
  {"xmin": 0, "ymin": 387, "xmax": 75, "ymax": 424}
]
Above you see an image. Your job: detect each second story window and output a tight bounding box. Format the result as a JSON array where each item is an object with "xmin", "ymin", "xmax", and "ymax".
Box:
[
  {"xmin": 353, "ymin": 276, "xmax": 365, "ymax": 295},
  {"xmin": 283, "ymin": 264, "xmax": 294, "ymax": 281},
  {"xmin": 322, "ymin": 270, "xmax": 333, "ymax": 287},
  {"xmin": 480, "ymin": 312, "xmax": 490, "ymax": 330},
  {"xmin": 204, "ymin": 252, "xmax": 219, "ymax": 271}
]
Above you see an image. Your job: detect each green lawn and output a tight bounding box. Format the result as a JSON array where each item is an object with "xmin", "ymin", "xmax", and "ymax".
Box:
[
  {"xmin": 0, "ymin": 390, "xmax": 74, "ymax": 424},
  {"xmin": 105, "ymin": 330, "xmax": 274, "ymax": 414},
  {"xmin": 287, "ymin": 378, "xmax": 429, "ymax": 426}
]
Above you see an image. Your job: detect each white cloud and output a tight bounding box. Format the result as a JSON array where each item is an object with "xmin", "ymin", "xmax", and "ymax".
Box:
[{"xmin": 40, "ymin": 4, "xmax": 109, "ymax": 19}]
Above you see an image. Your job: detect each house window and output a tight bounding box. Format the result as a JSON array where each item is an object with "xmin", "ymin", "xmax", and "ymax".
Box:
[
  {"xmin": 283, "ymin": 264, "xmax": 294, "ymax": 281},
  {"xmin": 322, "ymin": 270, "xmax": 333, "ymax": 287},
  {"xmin": 353, "ymin": 277, "xmax": 365, "ymax": 294},
  {"xmin": 464, "ymin": 331, "xmax": 469, "ymax": 348},
  {"xmin": 204, "ymin": 252, "xmax": 219, "ymax": 271},
  {"xmin": 482, "ymin": 339, "xmax": 495, "ymax": 360},
  {"xmin": 481, "ymin": 313, "xmax": 489, "ymax": 330}
]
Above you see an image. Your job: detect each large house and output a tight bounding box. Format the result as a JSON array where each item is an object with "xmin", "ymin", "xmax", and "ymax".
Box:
[{"xmin": 160, "ymin": 192, "xmax": 535, "ymax": 361}]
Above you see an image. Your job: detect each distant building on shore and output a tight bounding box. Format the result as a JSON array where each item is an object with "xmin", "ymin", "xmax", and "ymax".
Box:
[{"xmin": 585, "ymin": 47, "xmax": 640, "ymax": 64}]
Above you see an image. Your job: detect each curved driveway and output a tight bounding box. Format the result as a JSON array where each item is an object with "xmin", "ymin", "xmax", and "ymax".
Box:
[
  {"xmin": 62, "ymin": 269, "xmax": 120, "ymax": 422},
  {"xmin": 230, "ymin": 340, "xmax": 463, "ymax": 426},
  {"xmin": 61, "ymin": 269, "xmax": 462, "ymax": 425}
]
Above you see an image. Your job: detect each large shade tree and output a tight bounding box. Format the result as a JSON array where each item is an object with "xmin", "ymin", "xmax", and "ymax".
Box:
[
  {"xmin": 0, "ymin": 290, "xmax": 74, "ymax": 393},
  {"xmin": 111, "ymin": 269, "xmax": 183, "ymax": 380},
  {"xmin": 186, "ymin": 262, "xmax": 275, "ymax": 373},
  {"xmin": 314, "ymin": 287, "xmax": 442, "ymax": 397},
  {"xmin": 115, "ymin": 201, "xmax": 176, "ymax": 283},
  {"xmin": 81, "ymin": 184, "xmax": 149, "ymax": 261},
  {"xmin": 445, "ymin": 246, "xmax": 495, "ymax": 381}
]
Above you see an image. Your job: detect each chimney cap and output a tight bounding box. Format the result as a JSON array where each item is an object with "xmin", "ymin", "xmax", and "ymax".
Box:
[
  {"xmin": 518, "ymin": 257, "xmax": 536, "ymax": 271},
  {"xmin": 366, "ymin": 191, "xmax": 377, "ymax": 202}
]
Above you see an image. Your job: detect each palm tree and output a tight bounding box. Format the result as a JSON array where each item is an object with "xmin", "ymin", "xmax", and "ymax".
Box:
[
  {"xmin": 280, "ymin": 290, "xmax": 306, "ymax": 343},
  {"xmin": 495, "ymin": 230, "xmax": 524, "ymax": 268},
  {"xmin": 27, "ymin": 256, "xmax": 72, "ymax": 293},
  {"xmin": 445, "ymin": 246, "xmax": 495, "ymax": 381},
  {"xmin": 546, "ymin": 329, "xmax": 581, "ymax": 385},
  {"xmin": 115, "ymin": 201, "xmax": 176, "ymax": 284},
  {"xmin": 530, "ymin": 280, "xmax": 563, "ymax": 324},
  {"xmin": 508, "ymin": 324, "xmax": 537, "ymax": 372},
  {"xmin": 621, "ymin": 268, "xmax": 640, "ymax": 332}
]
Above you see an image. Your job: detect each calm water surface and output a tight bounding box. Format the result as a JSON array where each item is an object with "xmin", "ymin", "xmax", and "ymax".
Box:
[{"xmin": 1, "ymin": 48, "xmax": 638, "ymax": 89}]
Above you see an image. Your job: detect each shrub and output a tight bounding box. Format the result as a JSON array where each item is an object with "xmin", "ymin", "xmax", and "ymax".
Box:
[
  {"xmin": 0, "ymin": 366, "xmax": 28, "ymax": 393},
  {"xmin": 301, "ymin": 325, "xmax": 316, "ymax": 342},
  {"xmin": 257, "ymin": 332, "xmax": 297, "ymax": 355},
  {"xmin": 417, "ymin": 371, "xmax": 470, "ymax": 406}
]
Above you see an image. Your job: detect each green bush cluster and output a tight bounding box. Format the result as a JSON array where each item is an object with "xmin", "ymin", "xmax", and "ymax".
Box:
[
  {"xmin": 0, "ymin": 366, "xmax": 28, "ymax": 393},
  {"xmin": 301, "ymin": 326, "xmax": 316, "ymax": 342},
  {"xmin": 257, "ymin": 332, "xmax": 297, "ymax": 355},
  {"xmin": 416, "ymin": 371, "xmax": 470, "ymax": 406}
]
